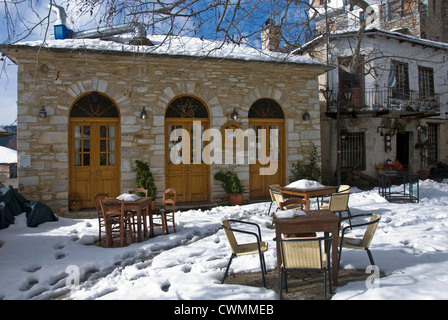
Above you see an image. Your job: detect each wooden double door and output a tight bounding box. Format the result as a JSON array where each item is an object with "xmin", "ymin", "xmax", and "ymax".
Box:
[
  {"xmin": 69, "ymin": 119, "xmax": 120, "ymax": 208},
  {"xmin": 165, "ymin": 119, "xmax": 210, "ymax": 203},
  {"xmin": 249, "ymin": 119, "xmax": 285, "ymax": 198}
]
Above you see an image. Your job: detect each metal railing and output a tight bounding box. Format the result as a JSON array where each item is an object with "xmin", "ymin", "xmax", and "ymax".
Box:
[{"xmin": 327, "ymin": 88, "xmax": 441, "ymax": 113}]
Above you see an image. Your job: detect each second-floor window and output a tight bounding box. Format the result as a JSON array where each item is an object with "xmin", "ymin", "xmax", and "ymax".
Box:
[
  {"xmin": 392, "ymin": 60, "xmax": 409, "ymax": 98},
  {"xmin": 418, "ymin": 66, "xmax": 435, "ymax": 98}
]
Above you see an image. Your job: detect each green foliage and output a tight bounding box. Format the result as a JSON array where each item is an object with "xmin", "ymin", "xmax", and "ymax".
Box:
[
  {"xmin": 135, "ymin": 160, "xmax": 157, "ymax": 199},
  {"xmin": 290, "ymin": 144, "xmax": 322, "ymax": 182},
  {"xmin": 214, "ymin": 170, "xmax": 244, "ymax": 195}
]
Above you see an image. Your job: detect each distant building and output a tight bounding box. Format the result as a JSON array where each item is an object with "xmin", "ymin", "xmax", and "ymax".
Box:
[{"xmin": 0, "ymin": 146, "xmax": 17, "ymax": 188}]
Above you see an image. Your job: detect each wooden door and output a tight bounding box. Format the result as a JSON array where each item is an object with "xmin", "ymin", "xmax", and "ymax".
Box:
[
  {"xmin": 248, "ymin": 98, "xmax": 285, "ymax": 199},
  {"xmin": 249, "ymin": 120, "xmax": 285, "ymax": 198},
  {"xmin": 165, "ymin": 120, "xmax": 210, "ymax": 203},
  {"xmin": 165, "ymin": 96, "xmax": 210, "ymax": 203},
  {"xmin": 69, "ymin": 92, "xmax": 120, "ymax": 209},
  {"xmin": 69, "ymin": 120, "xmax": 120, "ymax": 208}
]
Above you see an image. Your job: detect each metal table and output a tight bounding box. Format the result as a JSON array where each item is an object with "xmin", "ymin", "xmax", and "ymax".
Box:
[{"xmin": 378, "ymin": 171, "xmax": 420, "ymax": 203}]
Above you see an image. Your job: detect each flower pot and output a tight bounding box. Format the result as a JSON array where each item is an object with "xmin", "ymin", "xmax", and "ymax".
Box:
[
  {"xmin": 418, "ymin": 170, "xmax": 429, "ymax": 180},
  {"xmin": 229, "ymin": 193, "xmax": 243, "ymax": 206}
]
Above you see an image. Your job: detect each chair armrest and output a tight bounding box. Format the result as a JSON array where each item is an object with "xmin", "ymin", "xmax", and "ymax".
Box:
[
  {"xmin": 340, "ymin": 214, "xmax": 381, "ymax": 234},
  {"xmin": 227, "ymin": 219, "xmax": 263, "ymax": 241}
]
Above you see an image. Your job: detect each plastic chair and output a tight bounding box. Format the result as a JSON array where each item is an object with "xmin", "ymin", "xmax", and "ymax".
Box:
[
  {"xmin": 221, "ymin": 219, "xmax": 268, "ymax": 287},
  {"xmin": 93, "ymin": 192, "xmax": 109, "ymax": 244},
  {"xmin": 275, "ymin": 236, "xmax": 333, "ymax": 300},
  {"xmin": 153, "ymin": 188, "xmax": 177, "ymax": 234},
  {"xmin": 129, "ymin": 188, "xmax": 148, "ymax": 238},
  {"xmin": 100, "ymin": 198, "xmax": 134, "ymax": 247},
  {"xmin": 338, "ymin": 213, "xmax": 381, "ymax": 267}
]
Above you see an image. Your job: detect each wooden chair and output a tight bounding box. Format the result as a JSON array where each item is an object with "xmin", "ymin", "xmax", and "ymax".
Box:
[
  {"xmin": 93, "ymin": 192, "xmax": 109, "ymax": 244},
  {"xmin": 153, "ymin": 188, "xmax": 177, "ymax": 234},
  {"xmin": 100, "ymin": 198, "xmax": 134, "ymax": 247},
  {"xmin": 221, "ymin": 219, "xmax": 268, "ymax": 287},
  {"xmin": 339, "ymin": 213, "xmax": 381, "ymax": 268},
  {"xmin": 129, "ymin": 188, "xmax": 148, "ymax": 238},
  {"xmin": 275, "ymin": 236, "xmax": 333, "ymax": 300}
]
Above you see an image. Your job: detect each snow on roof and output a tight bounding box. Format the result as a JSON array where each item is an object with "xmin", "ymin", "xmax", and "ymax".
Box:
[
  {"xmin": 12, "ymin": 34, "xmax": 325, "ymax": 67},
  {"xmin": 294, "ymin": 27, "xmax": 448, "ymax": 54},
  {"xmin": 0, "ymin": 146, "xmax": 17, "ymax": 164}
]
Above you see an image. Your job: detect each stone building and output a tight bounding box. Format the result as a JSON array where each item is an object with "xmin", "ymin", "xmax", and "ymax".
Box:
[
  {"xmin": 296, "ymin": 24, "xmax": 448, "ymax": 186},
  {"xmin": 312, "ymin": 0, "xmax": 448, "ymax": 43},
  {"xmin": 1, "ymin": 27, "xmax": 327, "ymax": 215}
]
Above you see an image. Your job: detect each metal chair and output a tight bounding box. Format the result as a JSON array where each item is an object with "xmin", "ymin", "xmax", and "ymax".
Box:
[
  {"xmin": 93, "ymin": 192, "xmax": 109, "ymax": 244},
  {"xmin": 338, "ymin": 213, "xmax": 381, "ymax": 267},
  {"xmin": 100, "ymin": 198, "xmax": 134, "ymax": 247},
  {"xmin": 269, "ymin": 185, "xmax": 303, "ymax": 225},
  {"xmin": 320, "ymin": 190, "xmax": 352, "ymax": 224},
  {"xmin": 221, "ymin": 219, "xmax": 268, "ymax": 287},
  {"xmin": 275, "ymin": 236, "xmax": 333, "ymax": 300}
]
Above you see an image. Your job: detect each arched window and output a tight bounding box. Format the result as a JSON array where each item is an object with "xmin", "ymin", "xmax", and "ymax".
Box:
[
  {"xmin": 248, "ymin": 98, "xmax": 284, "ymax": 119},
  {"xmin": 70, "ymin": 92, "xmax": 119, "ymax": 118},
  {"xmin": 165, "ymin": 96, "xmax": 208, "ymax": 118}
]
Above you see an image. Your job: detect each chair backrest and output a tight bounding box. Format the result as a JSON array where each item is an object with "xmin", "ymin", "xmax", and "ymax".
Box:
[
  {"xmin": 163, "ymin": 188, "xmax": 177, "ymax": 211},
  {"xmin": 360, "ymin": 214, "xmax": 381, "ymax": 248},
  {"xmin": 129, "ymin": 188, "xmax": 148, "ymax": 197},
  {"xmin": 328, "ymin": 192, "xmax": 350, "ymax": 212},
  {"xmin": 100, "ymin": 198, "xmax": 125, "ymax": 219},
  {"xmin": 278, "ymin": 237, "xmax": 329, "ymax": 270},
  {"xmin": 221, "ymin": 220, "xmax": 239, "ymax": 254},
  {"xmin": 279, "ymin": 198, "xmax": 309, "ymax": 210},
  {"xmin": 93, "ymin": 193, "xmax": 109, "ymax": 218},
  {"xmin": 268, "ymin": 185, "xmax": 281, "ymax": 202},
  {"xmin": 338, "ymin": 185, "xmax": 350, "ymax": 193}
]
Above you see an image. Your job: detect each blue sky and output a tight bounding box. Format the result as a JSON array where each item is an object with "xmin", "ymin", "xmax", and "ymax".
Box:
[{"xmin": 0, "ymin": 0, "xmax": 313, "ymax": 126}]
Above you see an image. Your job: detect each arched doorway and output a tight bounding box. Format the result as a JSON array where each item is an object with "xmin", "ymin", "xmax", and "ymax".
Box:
[
  {"xmin": 165, "ymin": 96, "xmax": 210, "ymax": 203},
  {"xmin": 248, "ymin": 98, "xmax": 285, "ymax": 198},
  {"xmin": 69, "ymin": 92, "xmax": 120, "ymax": 208}
]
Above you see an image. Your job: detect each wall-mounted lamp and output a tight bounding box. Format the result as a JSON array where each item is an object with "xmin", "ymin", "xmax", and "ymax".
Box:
[
  {"xmin": 39, "ymin": 105, "xmax": 47, "ymax": 119},
  {"xmin": 140, "ymin": 107, "xmax": 147, "ymax": 120},
  {"xmin": 302, "ymin": 110, "xmax": 311, "ymax": 121},
  {"xmin": 230, "ymin": 108, "xmax": 239, "ymax": 121}
]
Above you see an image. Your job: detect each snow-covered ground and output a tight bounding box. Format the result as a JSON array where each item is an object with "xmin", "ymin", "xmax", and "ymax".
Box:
[{"xmin": 1, "ymin": 179, "xmax": 448, "ymax": 300}]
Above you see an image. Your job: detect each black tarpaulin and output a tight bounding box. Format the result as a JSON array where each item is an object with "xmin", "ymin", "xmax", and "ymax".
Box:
[{"xmin": 0, "ymin": 188, "xmax": 58, "ymax": 229}]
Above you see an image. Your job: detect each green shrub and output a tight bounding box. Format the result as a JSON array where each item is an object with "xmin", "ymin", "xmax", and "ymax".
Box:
[{"xmin": 290, "ymin": 144, "xmax": 322, "ymax": 182}]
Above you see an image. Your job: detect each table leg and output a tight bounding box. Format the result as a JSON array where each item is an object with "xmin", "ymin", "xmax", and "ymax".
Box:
[
  {"xmin": 331, "ymin": 227, "xmax": 339, "ymax": 285},
  {"xmin": 304, "ymin": 196, "xmax": 310, "ymax": 211},
  {"xmin": 149, "ymin": 209, "xmax": 154, "ymax": 238},
  {"xmin": 137, "ymin": 209, "xmax": 142, "ymax": 242}
]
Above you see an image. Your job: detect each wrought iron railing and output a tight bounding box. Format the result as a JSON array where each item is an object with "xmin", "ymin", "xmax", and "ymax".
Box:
[{"xmin": 327, "ymin": 88, "xmax": 441, "ymax": 113}]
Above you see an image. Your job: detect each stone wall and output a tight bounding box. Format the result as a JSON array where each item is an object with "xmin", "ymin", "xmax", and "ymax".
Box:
[{"xmin": 11, "ymin": 47, "xmax": 324, "ymax": 215}]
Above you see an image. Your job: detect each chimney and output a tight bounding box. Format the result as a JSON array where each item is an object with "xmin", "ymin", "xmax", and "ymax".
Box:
[{"xmin": 261, "ymin": 19, "xmax": 282, "ymax": 52}]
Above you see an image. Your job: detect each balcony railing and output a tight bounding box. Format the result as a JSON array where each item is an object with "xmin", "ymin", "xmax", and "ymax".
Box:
[{"xmin": 327, "ymin": 88, "xmax": 441, "ymax": 114}]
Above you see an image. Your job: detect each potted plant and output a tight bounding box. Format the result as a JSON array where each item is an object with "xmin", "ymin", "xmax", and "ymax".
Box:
[
  {"xmin": 214, "ymin": 170, "xmax": 244, "ymax": 205},
  {"xmin": 135, "ymin": 160, "xmax": 157, "ymax": 209}
]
